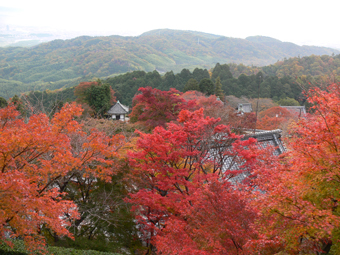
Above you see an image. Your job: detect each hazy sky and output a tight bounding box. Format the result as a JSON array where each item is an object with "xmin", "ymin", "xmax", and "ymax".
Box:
[{"xmin": 1, "ymin": 0, "xmax": 339, "ymax": 48}]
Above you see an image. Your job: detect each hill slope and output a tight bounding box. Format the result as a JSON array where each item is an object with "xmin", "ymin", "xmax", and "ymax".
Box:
[{"xmin": 0, "ymin": 29, "xmax": 338, "ymax": 98}]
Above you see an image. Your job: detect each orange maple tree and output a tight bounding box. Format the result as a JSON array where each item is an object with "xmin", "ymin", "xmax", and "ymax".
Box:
[
  {"xmin": 0, "ymin": 103, "xmax": 122, "ymax": 253},
  {"xmin": 249, "ymin": 83, "xmax": 340, "ymax": 254},
  {"xmin": 256, "ymin": 106, "xmax": 294, "ymax": 130}
]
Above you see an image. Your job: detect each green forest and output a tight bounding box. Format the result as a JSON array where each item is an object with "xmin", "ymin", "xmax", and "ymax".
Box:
[
  {"xmin": 0, "ymin": 29, "xmax": 338, "ymax": 99},
  {"xmin": 24, "ymin": 54, "xmax": 340, "ymax": 113}
]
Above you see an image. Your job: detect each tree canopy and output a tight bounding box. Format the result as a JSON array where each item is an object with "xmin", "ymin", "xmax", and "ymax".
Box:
[
  {"xmin": 127, "ymin": 108, "xmax": 262, "ymax": 254},
  {"xmin": 129, "ymin": 86, "xmax": 196, "ymax": 130},
  {"xmin": 0, "ymin": 103, "xmax": 123, "ymax": 253},
  {"xmin": 251, "ymin": 83, "xmax": 340, "ymax": 254}
]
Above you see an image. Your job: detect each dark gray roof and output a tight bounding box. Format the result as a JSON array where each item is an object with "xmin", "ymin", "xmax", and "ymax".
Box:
[
  {"xmin": 209, "ymin": 129, "xmax": 285, "ymax": 183},
  {"xmin": 107, "ymin": 101, "xmax": 129, "ymax": 115},
  {"xmin": 243, "ymin": 129, "xmax": 285, "ymax": 155},
  {"xmin": 280, "ymin": 106, "xmax": 306, "ymax": 117}
]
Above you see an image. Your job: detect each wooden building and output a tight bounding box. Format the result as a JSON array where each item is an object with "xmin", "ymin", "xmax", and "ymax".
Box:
[{"xmin": 107, "ymin": 101, "xmax": 129, "ymax": 121}]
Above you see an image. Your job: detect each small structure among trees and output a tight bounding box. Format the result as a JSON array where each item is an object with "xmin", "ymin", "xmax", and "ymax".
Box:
[
  {"xmin": 237, "ymin": 103, "xmax": 253, "ymax": 113},
  {"xmin": 107, "ymin": 100, "xmax": 129, "ymax": 121}
]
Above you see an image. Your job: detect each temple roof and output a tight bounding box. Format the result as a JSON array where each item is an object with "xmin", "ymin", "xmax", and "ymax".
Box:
[
  {"xmin": 280, "ymin": 106, "xmax": 306, "ymax": 117},
  {"xmin": 107, "ymin": 101, "xmax": 129, "ymax": 115},
  {"xmin": 238, "ymin": 103, "xmax": 253, "ymax": 113},
  {"xmin": 243, "ymin": 129, "xmax": 285, "ymax": 155},
  {"xmin": 209, "ymin": 129, "xmax": 285, "ymax": 183}
]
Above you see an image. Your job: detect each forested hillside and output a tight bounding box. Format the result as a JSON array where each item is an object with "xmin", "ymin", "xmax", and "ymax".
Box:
[
  {"xmin": 0, "ymin": 29, "xmax": 338, "ymax": 99},
  {"xmin": 263, "ymin": 54, "xmax": 340, "ymax": 85},
  {"xmin": 101, "ymin": 64, "xmax": 303, "ymax": 106},
  {"xmin": 26, "ymin": 54, "xmax": 339, "ymax": 112}
]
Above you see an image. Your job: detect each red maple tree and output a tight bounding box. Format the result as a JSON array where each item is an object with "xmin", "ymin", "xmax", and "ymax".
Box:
[
  {"xmin": 129, "ymin": 87, "xmax": 196, "ymax": 130},
  {"xmin": 127, "ymin": 108, "xmax": 262, "ymax": 254},
  {"xmin": 181, "ymin": 91, "xmax": 224, "ymax": 118}
]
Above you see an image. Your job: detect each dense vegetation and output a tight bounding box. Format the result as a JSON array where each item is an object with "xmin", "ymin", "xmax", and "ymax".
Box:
[
  {"xmin": 25, "ymin": 62, "xmax": 304, "ymax": 110},
  {"xmin": 4, "ymin": 31, "xmax": 340, "ymax": 254},
  {"xmin": 3, "ymin": 82, "xmax": 340, "ymax": 254},
  {"xmin": 0, "ymin": 29, "xmax": 338, "ymax": 99},
  {"xmin": 6, "ymin": 52, "xmax": 340, "ymax": 113}
]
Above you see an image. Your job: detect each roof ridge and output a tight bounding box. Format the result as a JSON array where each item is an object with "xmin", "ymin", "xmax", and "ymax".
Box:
[
  {"xmin": 107, "ymin": 101, "xmax": 129, "ymax": 115},
  {"xmin": 243, "ymin": 129, "xmax": 282, "ymax": 137}
]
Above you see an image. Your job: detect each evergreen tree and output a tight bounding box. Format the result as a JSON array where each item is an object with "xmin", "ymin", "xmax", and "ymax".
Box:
[
  {"xmin": 161, "ymin": 71, "xmax": 176, "ymax": 90},
  {"xmin": 179, "ymin": 68, "xmax": 192, "ymax": 81},
  {"xmin": 192, "ymin": 68, "xmax": 210, "ymax": 83},
  {"xmin": 214, "ymin": 76, "xmax": 224, "ymax": 100},
  {"xmin": 0, "ymin": 96, "xmax": 7, "ymax": 108},
  {"xmin": 256, "ymin": 71, "xmax": 264, "ymax": 85},
  {"xmin": 85, "ymin": 83, "xmax": 112, "ymax": 117},
  {"xmin": 183, "ymin": 78, "xmax": 199, "ymax": 92},
  {"xmin": 10, "ymin": 95, "xmax": 26, "ymax": 116},
  {"xmin": 199, "ymin": 78, "xmax": 214, "ymax": 95},
  {"xmin": 212, "ymin": 63, "xmax": 233, "ymax": 81}
]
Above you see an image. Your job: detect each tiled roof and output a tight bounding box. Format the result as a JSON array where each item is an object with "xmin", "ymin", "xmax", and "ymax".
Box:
[
  {"xmin": 243, "ymin": 129, "xmax": 285, "ymax": 155},
  {"xmin": 107, "ymin": 101, "xmax": 129, "ymax": 115},
  {"xmin": 280, "ymin": 106, "xmax": 306, "ymax": 117},
  {"xmin": 238, "ymin": 103, "xmax": 253, "ymax": 113},
  {"xmin": 209, "ymin": 129, "xmax": 285, "ymax": 183}
]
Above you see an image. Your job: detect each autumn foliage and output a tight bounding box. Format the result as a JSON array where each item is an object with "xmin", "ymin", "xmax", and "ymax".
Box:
[
  {"xmin": 74, "ymin": 80, "xmax": 116, "ymax": 117},
  {"xmin": 129, "ymin": 87, "xmax": 196, "ymax": 130},
  {"xmin": 250, "ymin": 83, "xmax": 340, "ymax": 254},
  {"xmin": 127, "ymin": 108, "xmax": 263, "ymax": 254},
  {"xmin": 181, "ymin": 90, "xmax": 225, "ymax": 119},
  {"xmin": 256, "ymin": 106, "xmax": 295, "ymax": 130},
  {"xmin": 126, "ymin": 83, "xmax": 340, "ymax": 254},
  {"xmin": 0, "ymin": 103, "xmax": 122, "ymax": 252},
  {"xmin": 6, "ymin": 79, "xmax": 340, "ymax": 254}
]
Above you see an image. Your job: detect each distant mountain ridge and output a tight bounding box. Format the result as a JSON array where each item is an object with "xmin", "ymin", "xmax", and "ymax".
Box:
[
  {"xmin": 0, "ymin": 29, "xmax": 338, "ymax": 98},
  {"xmin": 245, "ymin": 35, "xmax": 333, "ymax": 58}
]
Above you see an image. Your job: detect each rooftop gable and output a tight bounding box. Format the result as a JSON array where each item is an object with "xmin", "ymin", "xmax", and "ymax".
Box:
[{"xmin": 107, "ymin": 101, "xmax": 129, "ymax": 115}]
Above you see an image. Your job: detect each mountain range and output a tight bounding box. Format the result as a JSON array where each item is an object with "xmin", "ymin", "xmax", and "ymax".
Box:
[{"xmin": 0, "ymin": 29, "xmax": 338, "ymax": 98}]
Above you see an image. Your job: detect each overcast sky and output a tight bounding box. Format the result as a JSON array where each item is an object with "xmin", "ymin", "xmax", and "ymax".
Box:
[{"xmin": 1, "ymin": 0, "xmax": 339, "ymax": 48}]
